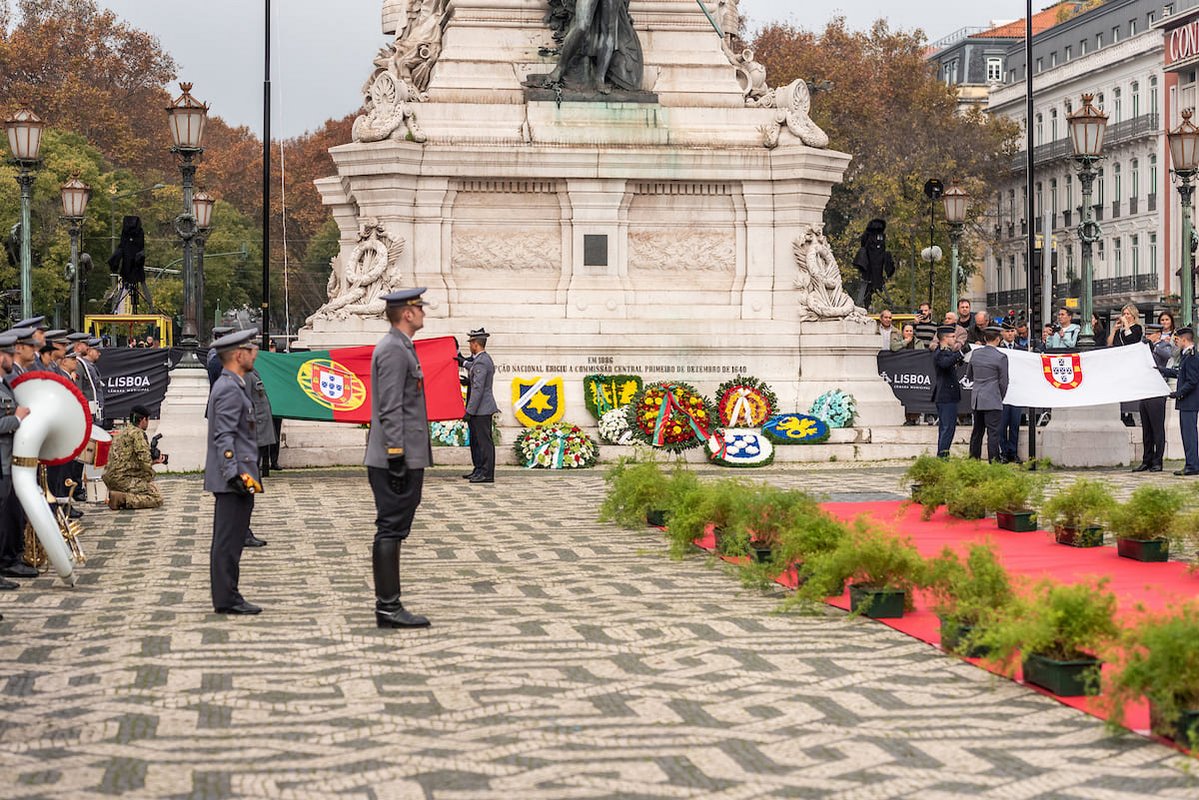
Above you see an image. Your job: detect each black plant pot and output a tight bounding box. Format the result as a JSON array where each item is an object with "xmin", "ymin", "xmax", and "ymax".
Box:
[
  {"xmin": 1022, "ymin": 652, "xmax": 1102, "ymax": 697},
  {"xmin": 848, "ymin": 584, "xmax": 905, "ymax": 619},
  {"xmin": 645, "ymin": 509, "xmax": 670, "ymax": 528},
  {"xmin": 910, "ymin": 483, "xmax": 923, "ymax": 502},
  {"xmin": 1150, "ymin": 702, "xmax": 1199, "ymax": 745},
  {"xmin": 1116, "ymin": 537, "xmax": 1170, "ymax": 562},
  {"xmin": 752, "ymin": 546, "xmax": 774, "ymax": 564},
  {"xmin": 937, "ymin": 616, "xmax": 990, "ymax": 658},
  {"xmin": 996, "ymin": 510, "xmax": 1038, "ymax": 532},
  {"xmin": 1054, "ymin": 525, "xmax": 1104, "ymax": 548}
]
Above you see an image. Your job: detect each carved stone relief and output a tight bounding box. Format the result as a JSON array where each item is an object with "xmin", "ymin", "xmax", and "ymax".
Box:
[
  {"xmin": 451, "ymin": 232, "xmax": 561, "ymax": 272},
  {"xmin": 758, "ymin": 80, "xmax": 830, "ymax": 150},
  {"xmin": 308, "ymin": 218, "xmax": 405, "ymax": 322},
  {"xmin": 628, "ymin": 232, "xmax": 735, "ymax": 272},
  {"xmin": 793, "ymin": 226, "xmax": 868, "ymax": 323}
]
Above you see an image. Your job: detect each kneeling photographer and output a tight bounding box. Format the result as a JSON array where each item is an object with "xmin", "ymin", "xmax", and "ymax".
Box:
[{"xmin": 102, "ymin": 404, "xmax": 165, "ymax": 510}]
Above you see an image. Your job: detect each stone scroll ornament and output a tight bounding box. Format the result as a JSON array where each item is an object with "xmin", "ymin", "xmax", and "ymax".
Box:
[
  {"xmin": 514, "ymin": 421, "xmax": 599, "ymax": 469},
  {"xmin": 714, "ymin": 375, "xmax": 777, "ymax": 427},
  {"xmin": 758, "ymin": 79, "xmax": 830, "ymax": 150},
  {"xmin": 308, "ymin": 219, "xmax": 404, "ymax": 322},
  {"xmin": 626, "ymin": 381, "xmax": 715, "ymax": 453},
  {"xmin": 792, "ymin": 226, "xmax": 870, "ymax": 324}
]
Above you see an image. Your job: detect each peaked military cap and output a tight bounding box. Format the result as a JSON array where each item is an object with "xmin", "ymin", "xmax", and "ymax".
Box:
[
  {"xmin": 9, "ymin": 327, "xmax": 36, "ymax": 346},
  {"xmin": 61, "ymin": 349, "xmax": 78, "ymax": 360},
  {"xmin": 381, "ymin": 287, "xmax": 426, "ymax": 307},
  {"xmin": 936, "ymin": 325, "xmax": 956, "ymax": 336},
  {"xmin": 86, "ymin": 337, "xmax": 103, "ymax": 348},
  {"xmin": 1001, "ymin": 320, "xmax": 1016, "ymax": 330},
  {"xmin": 1147, "ymin": 323, "xmax": 1164, "ymax": 333},
  {"xmin": 1178, "ymin": 327, "xmax": 1195, "ymax": 338},
  {"xmin": 13, "ymin": 316, "xmax": 46, "ymax": 330},
  {"xmin": 468, "ymin": 327, "xmax": 490, "ymax": 341},
  {"xmin": 66, "ymin": 331, "xmax": 90, "ymax": 342},
  {"xmin": 211, "ymin": 325, "xmax": 237, "ymax": 338},
  {"xmin": 212, "ymin": 328, "xmax": 260, "ymax": 352},
  {"xmin": 0, "ymin": 332, "xmax": 17, "ymax": 353},
  {"xmin": 43, "ymin": 329, "xmax": 68, "ymax": 343},
  {"xmin": 983, "ymin": 325, "xmax": 1003, "ymax": 334}
]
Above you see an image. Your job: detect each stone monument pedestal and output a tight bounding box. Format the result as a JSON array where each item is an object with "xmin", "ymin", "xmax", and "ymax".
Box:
[{"xmin": 153, "ymin": 367, "xmax": 210, "ymax": 472}]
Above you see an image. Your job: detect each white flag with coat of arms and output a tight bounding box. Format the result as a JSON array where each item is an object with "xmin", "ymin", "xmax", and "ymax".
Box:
[{"xmin": 998, "ymin": 345, "xmax": 1170, "ymax": 408}]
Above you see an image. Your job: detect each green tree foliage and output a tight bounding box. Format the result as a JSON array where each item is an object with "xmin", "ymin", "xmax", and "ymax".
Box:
[{"xmin": 753, "ymin": 19, "xmax": 1020, "ymax": 315}]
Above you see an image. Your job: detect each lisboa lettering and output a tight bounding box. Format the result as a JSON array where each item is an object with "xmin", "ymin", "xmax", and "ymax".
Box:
[
  {"xmin": 888, "ymin": 373, "xmax": 931, "ymax": 388},
  {"xmin": 107, "ymin": 375, "xmax": 151, "ymax": 390}
]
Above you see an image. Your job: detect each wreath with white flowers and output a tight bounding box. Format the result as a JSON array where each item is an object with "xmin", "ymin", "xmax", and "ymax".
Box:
[
  {"xmin": 514, "ymin": 421, "xmax": 599, "ymax": 469},
  {"xmin": 714, "ymin": 375, "xmax": 778, "ymax": 427},
  {"xmin": 809, "ymin": 390, "xmax": 856, "ymax": 429},
  {"xmin": 598, "ymin": 407, "xmax": 636, "ymax": 445},
  {"xmin": 626, "ymin": 381, "xmax": 715, "ymax": 452},
  {"xmin": 429, "ymin": 420, "xmax": 470, "ymax": 447}
]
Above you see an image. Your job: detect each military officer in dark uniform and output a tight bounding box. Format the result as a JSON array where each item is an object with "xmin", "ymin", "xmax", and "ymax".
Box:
[
  {"xmin": 12, "ymin": 316, "xmax": 47, "ymax": 351},
  {"xmin": 1161, "ymin": 327, "xmax": 1199, "ymax": 476},
  {"xmin": 930, "ymin": 325, "xmax": 964, "ymax": 458},
  {"xmin": 0, "ymin": 332, "xmax": 29, "ymax": 595},
  {"xmin": 365, "ymin": 288, "xmax": 432, "ymax": 629},
  {"xmin": 463, "ymin": 327, "xmax": 498, "ymax": 483},
  {"xmin": 1135, "ymin": 324, "xmax": 1173, "ymax": 473},
  {"xmin": 204, "ymin": 329, "xmax": 264, "ymax": 615}
]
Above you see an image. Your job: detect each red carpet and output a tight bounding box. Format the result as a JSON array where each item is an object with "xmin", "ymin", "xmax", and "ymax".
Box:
[{"xmin": 691, "ymin": 500, "xmax": 1199, "ymax": 741}]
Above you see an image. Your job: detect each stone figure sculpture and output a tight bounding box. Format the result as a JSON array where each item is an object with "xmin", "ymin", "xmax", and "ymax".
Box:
[
  {"xmin": 793, "ymin": 227, "xmax": 868, "ymax": 323},
  {"xmin": 759, "ymin": 79, "xmax": 829, "ymax": 149},
  {"xmin": 538, "ymin": 0, "xmax": 644, "ymax": 93},
  {"xmin": 851, "ymin": 218, "xmax": 896, "ymax": 307},
  {"xmin": 309, "ymin": 219, "xmax": 404, "ymax": 321}
]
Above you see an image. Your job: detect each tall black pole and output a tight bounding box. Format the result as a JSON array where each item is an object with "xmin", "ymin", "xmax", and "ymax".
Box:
[
  {"xmin": 261, "ymin": 0, "xmax": 271, "ymax": 349},
  {"xmin": 1025, "ymin": 0, "xmax": 1038, "ymax": 463}
]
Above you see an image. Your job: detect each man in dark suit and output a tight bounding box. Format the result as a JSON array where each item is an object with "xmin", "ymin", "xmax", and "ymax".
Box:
[
  {"xmin": 463, "ymin": 327, "xmax": 498, "ymax": 484},
  {"xmin": 1161, "ymin": 327, "xmax": 1199, "ymax": 476},
  {"xmin": 997, "ymin": 322, "xmax": 1023, "ymax": 463},
  {"xmin": 930, "ymin": 325, "xmax": 964, "ymax": 458},
  {"xmin": 204, "ymin": 329, "xmax": 264, "ymax": 615},
  {"xmin": 967, "ymin": 326, "xmax": 1009, "ymax": 462},
  {"xmin": 365, "ymin": 288, "xmax": 433, "ymax": 629},
  {"xmin": 1135, "ymin": 324, "xmax": 1174, "ymax": 473}
]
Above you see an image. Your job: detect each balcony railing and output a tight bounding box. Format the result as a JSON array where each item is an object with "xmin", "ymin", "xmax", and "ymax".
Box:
[
  {"xmin": 1009, "ymin": 113, "xmax": 1160, "ymax": 171},
  {"xmin": 986, "ymin": 273, "xmax": 1159, "ymax": 311}
]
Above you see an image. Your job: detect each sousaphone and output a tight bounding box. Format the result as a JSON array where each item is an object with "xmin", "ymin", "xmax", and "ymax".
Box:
[{"xmin": 11, "ymin": 371, "xmax": 91, "ymax": 586}]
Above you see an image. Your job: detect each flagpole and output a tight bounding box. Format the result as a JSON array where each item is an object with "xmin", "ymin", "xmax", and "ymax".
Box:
[{"xmin": 1024, "ymin": 0, "xmax": 1038, "ymax": 466}]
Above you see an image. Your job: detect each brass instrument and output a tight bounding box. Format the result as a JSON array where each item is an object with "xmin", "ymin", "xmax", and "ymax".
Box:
[{"xmin": 22, "ymin": 470, "xmax": 85, "ymax": 571}]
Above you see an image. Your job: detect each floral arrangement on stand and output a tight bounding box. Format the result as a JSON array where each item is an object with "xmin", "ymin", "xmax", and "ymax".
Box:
[
  {"xmin": 714, "ymin": 375, "xmax": 778, "ymax": 427},
  {"xmin": 583, "ymin": 374, "xmax": 643, "ymax": 419},
  {"xmin": 598, "ymin": 407, "xmax": 636, "ymax": 445},
  {"xmin": 429, "ymin": 420, "xmax": 470, "ymax": 447},
  {"xmin": 808, "ymin": 390, "xmax": 856, "ymax": 429},
  {"xmin": 626, "ymin": 381, "xmax": 716, "ymax": 452},
  {"xmin": 706, "ymin": 429, "xmax": 775, "ymax": 467},
  {"xmin": 514, "ymin": 421, "xmax": 600, "ymax": 469},
  {"xmin": 762, "ymin": 413, "xmax": 831, "ymax": 445}
]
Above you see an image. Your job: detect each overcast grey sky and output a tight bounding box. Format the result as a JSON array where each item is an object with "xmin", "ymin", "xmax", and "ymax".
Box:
[{"xmin": 95, "ymin": 0, "xmax": 1030, "ymax": 138}]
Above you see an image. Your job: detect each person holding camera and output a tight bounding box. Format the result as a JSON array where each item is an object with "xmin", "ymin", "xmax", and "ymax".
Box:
[
  {"xmin": 103, "ymin": 404, "xmax": 164, "ymax": 510},
  {"xmin": 1047, "ymin": 307, "xmax": 1081, "ymax": 349}
]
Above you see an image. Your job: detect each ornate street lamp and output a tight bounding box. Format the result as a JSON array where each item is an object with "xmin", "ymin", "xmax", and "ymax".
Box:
[
  {"xmin": 60, "ymin": 175, "xmax": 90, "ymax": 331},
  {"xmin": 1067, "ymin": 93, "xmax": 1108, "ymax": 348},
  {"xmin": 192, "ymin": 188, "xmax": 215, "ymax": 342},
  {"xmin": 165, "ymin": 83, "xmax": 209, "ymax": 365},
  {"xmin": 4, "ymin": 107, "xmax": 45, "ymax": 319},
  {"xmin": 1170, "ymin": 109, "xmax": 1199, "ymax": 328},
  {"xmin": 941, "ymin": 182, "xmax": 969, "ymax": 312}
]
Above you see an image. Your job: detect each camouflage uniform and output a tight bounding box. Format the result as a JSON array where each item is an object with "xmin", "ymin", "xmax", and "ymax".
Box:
[{"xmin": 102, "ymin": 425, "xmax": 162, "ymax": 509}]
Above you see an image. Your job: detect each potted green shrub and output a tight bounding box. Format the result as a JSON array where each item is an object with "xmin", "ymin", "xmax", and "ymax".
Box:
[
  {"xmin": 731, "ymin": 485, "xmax": 818, "ymax": 565},
  {"xmin": 665, "ymin": 478, "xmax": 752, "ymax": 559},
  {"xmin": 925, "ymin": 543, "xmax": 1015, "ymax": 658},
  {"xmin": 1038, "ymin": 478, "xmax": 1115, "ymax": 547},
  {"xmin": 798, "ymin": 520, "xmax": 927, "ymax": 619},
  {"xmin": 980, "ymin": 467, "xmax": 1046, "ymax": 532},
  {"xmin": 904, "ymin": 454, "xmax": 949, "ymax": 505},
  {"xmin": 599, "ymin": 458, "xmax": 669, "ymax": 528},
  {"xmin": 1106, "ymin": 603, "xmax": 1199, "ymax": 747},
  {"xmin": 774, "ymin": 509, "xmax": 849, "ymax": 587},
  {"xmin": 976, "ymin": 578, "xmax": 1119, "ymax": 697},
  {"xmin": 1108, "ymin": 485, "xmax": 1187, "ymax": 562}
]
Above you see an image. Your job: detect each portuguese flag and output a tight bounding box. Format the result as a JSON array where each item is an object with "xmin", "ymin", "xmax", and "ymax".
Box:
[{"xmin": 255, "ymin": 336, "xmax": 465, "ymax": 424}]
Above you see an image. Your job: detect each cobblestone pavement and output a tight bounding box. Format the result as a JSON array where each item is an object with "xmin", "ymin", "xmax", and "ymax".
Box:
[{"xmin": 1, "ymin": 464, "xmax": 1197, "ymax": 799}]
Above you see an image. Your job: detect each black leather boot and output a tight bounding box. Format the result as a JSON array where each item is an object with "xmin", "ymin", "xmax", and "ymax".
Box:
[{"xmin": 372, "ymin": 539, "xmax": 430, "ymax": 629}]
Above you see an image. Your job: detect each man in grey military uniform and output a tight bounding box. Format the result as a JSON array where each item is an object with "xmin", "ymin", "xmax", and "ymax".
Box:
[
  {"xmin": 967, "ymin": 326, "xmax": 1010, "ymax": 462},
  {"xmin": 206, "ymin": 325, "xmax": 237, "ymax": 387},
  {"xmin": 204, "ymin": 329, "xmax": 264, "ymax": 615},
  {"xmin": 365, "ymin": 288, "xmax": 433, "ymax": 629},
  {"xmin": 0, "ymin": 329, "xmax": 36, "ymax": 579},
  {"xmin": 463, "ymin": 327, "xmax": 498, "ymax": 484},
  {"xmin": 0, "ymin": 332, "xmax": 29, "ymax": 596}
]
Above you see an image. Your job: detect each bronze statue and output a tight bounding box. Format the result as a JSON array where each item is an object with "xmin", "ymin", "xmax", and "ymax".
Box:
[{"xmin": 541, "ymin": 0, "xmax": 644, "ymax": 94}]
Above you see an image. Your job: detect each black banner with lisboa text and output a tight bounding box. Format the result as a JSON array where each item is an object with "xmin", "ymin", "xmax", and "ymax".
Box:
[
  {"xmin": 96, "ymin": 348, "xmax": 172, "ymax": 420},
  {"xmin": 876, "ymin": 350, "xmax": 972, "ymax": 415}
]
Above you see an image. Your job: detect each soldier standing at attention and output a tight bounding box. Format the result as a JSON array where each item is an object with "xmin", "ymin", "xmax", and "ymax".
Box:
[
  {"xmin": 366, "ymin": 288, "xmax": 432, "ymax": 629},
  {"xmin": 463, "ymin": 327, "xmax": 497, "ymax": 484},
  {"xmin": 204, "ymin": 329, "xmax": 264, "ymax": 615},
  {"xmin": 0, "ymin": 332, "xmax": 29, "ymax": 596}
]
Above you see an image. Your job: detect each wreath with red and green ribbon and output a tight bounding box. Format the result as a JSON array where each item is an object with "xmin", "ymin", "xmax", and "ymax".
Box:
[
  {"xmin": 714, "ymin": 375, "xmax": 778, "ymax": 428},
  {"xmin": 626, "ymin": 381, "xmax": 716, "ymax": 452}
]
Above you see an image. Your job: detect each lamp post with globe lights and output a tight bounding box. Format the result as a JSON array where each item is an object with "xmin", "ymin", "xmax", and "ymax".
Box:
[
  {"xmin": 1169, "ymin": 110, "xmax": 1199, "ymax": 328},
  {"xmin": 4, "ymin": 107, "xmax": 45, "ymax": 319},
  {"xmin": 165, "ymin": 82, "xmax": 209, "ymax": 365},
  {"xmin": 941, "ymin": 182, "xmax": 969, "ymax": 313},
  {"xmin": 60, "ymin": 175, "xmax": 91, "ymax": 331},
  {"xmin": 192, "ymin": 188, "xmax": 215, "ymax": 342},
  {"xmin": 1066, "ymin": 93, "xmax": 1108, "ymax": 349}
]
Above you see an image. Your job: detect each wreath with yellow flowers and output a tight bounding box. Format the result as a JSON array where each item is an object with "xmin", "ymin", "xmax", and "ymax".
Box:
[
  {"xmin": 626, "ymin": 381, "xmax": 715, "ymax": 452},
  {"xmin": 714, "ymin": 375, "xmax": 778, "ymax": 427}
]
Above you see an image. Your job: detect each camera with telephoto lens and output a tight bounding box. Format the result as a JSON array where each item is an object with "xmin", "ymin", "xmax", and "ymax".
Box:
[{"xmin": 150, "ymin": 433, "xmax": 168, "ymax": 465}]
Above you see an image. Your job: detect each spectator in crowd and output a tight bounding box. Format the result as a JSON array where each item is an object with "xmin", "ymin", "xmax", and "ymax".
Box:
[
  {"xmin": 1160, "ymin": 327, "xmax": 1199, "ymax": 476},
  {"xmin": 877, "ymin": 309, "xmax": 901, "ymax": 351},
  {"xmin": 1048, "ymin": 307, "xmax": 1080, "ymax": 349},
  {"xmin": 957, "ymin": 298, "xmax": 972, "ymax": 326},
  {"xmin": 1159, "ymin": 310, "xmax": 1179, "ymax": 353},
  {"xmin": 894, "ymin": 322, "xmax": 924, "ymax": 351},
  {"xmin": 1036, "ymin": 323, "xmax": 1054, "ymax": 353},
  {"xmin": 969, "ymin": 310, "xmax": 991, "ymax": 344},
  {"xmin": 1109, "ymin": 304, "xmax": 1143, "ymax": 347},
  {"xmin": 1015, "ymin": 321, "xmax": 1030, "ymax": 349},
  {"xmin": 931, "ymin": 325, "xmax": 965, "ymax": 456},
  {"xmin": 913, "ymin": 303, "xmax": 937, "ymax": 347},
  {"xmin": 145, "ymin": 335, "xmax": 159, "ymax": 349},
  {"xmin": 1092, "ymin": 311, "xmax": 1109, "ymax": 349}
]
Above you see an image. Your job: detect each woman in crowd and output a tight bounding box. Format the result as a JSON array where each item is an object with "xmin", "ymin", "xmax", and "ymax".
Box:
[
  {"xmin": 1092, "ymin": 311, "xmax": 1108, "ymax": 348},
  {"xmin": 1108, "ymin": 304, "xmax": 1142, "ymax": 347},
  {"xmin": 893, "ymin": 322, "xmax": 925, "ymax": 351}
]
